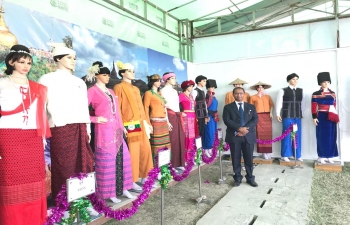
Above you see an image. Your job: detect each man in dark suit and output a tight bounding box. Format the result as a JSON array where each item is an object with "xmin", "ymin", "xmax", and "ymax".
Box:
[{"xmin": 223, "ymin": 87, "xmax": 258, "ymax": 187}]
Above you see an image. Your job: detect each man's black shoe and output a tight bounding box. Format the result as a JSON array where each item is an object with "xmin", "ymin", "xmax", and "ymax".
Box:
[
  {"xmin": 247, "ymin": 180, "xmax": 258, "ymax": 187},
  {"xmin": 233, "ymin": 180, "xmax": 241, "ymax": 187}
]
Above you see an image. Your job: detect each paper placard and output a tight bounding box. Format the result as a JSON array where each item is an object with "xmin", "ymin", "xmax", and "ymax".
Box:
[
  {"xmin": 158, "ymin": 149, "xmax": 171, "ymax": 167},
  {"xmin": 66, "ymin": 172, "xmax": 96, "ymax": 202},
  {"xmin": 218, "ymin": 130, "xmax": 223, "ymax": 139},
  {"xmin": 293, "ymin": 124, "xmax": 298, "ymax": 132},
  {"xmin": 195, "ymin": 137, "xmax": 202, "ymax": 149}
]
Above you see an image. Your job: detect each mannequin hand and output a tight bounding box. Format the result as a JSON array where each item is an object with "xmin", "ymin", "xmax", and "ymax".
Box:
[
  {"xmin": 270, "ymin": 112, "xmax": 273, "ymax": 119},
  {"xmin": 167, "ymin": 122, "xmax": 173, "ymax": 131},
  {"xmin": 182, "ymin": 113, "xmax": 187, "ymax": 117},
  {"xmin": 88, "ymin": 133, "xmax": 91, "ymax": 143},
  {"xmin": 313, "ymin": 118, "xmax": 319, "ymax": 126},
  {"xmin": 277, "ymin": 116, "xmax": 282, "ymax": 122},
  {"xmin": 123, "ymin": 128, "xmax": 128, "ymax": 137},
  {"xmin": 97, "ymin": 116, "xmax": 108, "ymax": 124},
  {"xmin": 205, "ymin": 117, "xmax": 210, "ymax": 124}
]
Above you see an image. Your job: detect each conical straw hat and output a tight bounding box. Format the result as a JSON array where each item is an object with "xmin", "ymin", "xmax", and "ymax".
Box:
[
  {"xmin": 250, "ymin": 81, "xmax": 271, "ymax": 90},
  {"xmin": 228, "ymin": 78, "xmax": 248, "ymax": 85}
]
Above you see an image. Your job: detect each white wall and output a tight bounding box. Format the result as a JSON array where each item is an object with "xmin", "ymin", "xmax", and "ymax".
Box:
[{"xmin": 189, "ymin": 48, "xmax": 350, "ymax": 161}]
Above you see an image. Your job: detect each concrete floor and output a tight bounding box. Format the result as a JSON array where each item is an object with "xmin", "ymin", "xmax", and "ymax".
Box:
[{"xmin": 197, "ymin": 160, "xmax": 314, "ymax": 225}]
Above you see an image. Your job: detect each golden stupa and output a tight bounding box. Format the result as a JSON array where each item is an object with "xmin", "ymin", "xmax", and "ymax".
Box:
[{"xmin": 0, "ymin": 5, "xmax": 18, "ymax": 49}]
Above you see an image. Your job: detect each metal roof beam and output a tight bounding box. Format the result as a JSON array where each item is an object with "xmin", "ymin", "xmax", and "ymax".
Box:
[
  {"xmin": 167, "ymin": 0, "xmax": 197, "ymax": 12},
  {"xmin": 295, "ymin": 5, "xmax": 335, "ymax": 15}
]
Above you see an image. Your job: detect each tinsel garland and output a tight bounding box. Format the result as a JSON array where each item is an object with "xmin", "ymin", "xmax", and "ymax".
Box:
[
  {"xmin": 169, "ymin": 141, "xmax": 196, "ymax": 182},
  {"xmin": 60, "ymin": 198, "xmax": 92, "ymax": 224},
  {"xmin": 256, "ymin": 124, "xmax": 293, "ymax": 144},
  {"xmin": 153, "ymin": 147, "xmax": 173, "ymax": 189},
  {"xmin": 291, "ymin": 131, "xmax": 298, "ymax": 149},
  {"xmin": 194, "ymin": 147, "xmax": 202, "ymax": 165}
]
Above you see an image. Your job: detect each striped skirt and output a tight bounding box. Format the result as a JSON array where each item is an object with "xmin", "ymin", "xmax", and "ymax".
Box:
[
  {"xmin": 150, "ymin": 120, "xmax": 171, "ymax": 155},
  {"xmin": 256, "ymin": 113, "xmax": 273, "ymax": 153}
]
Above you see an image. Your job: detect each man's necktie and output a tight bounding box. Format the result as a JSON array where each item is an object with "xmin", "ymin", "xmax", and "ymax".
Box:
[{"xmin": 238, "ymin": 103, "xmax": 245, "ymax": 126}]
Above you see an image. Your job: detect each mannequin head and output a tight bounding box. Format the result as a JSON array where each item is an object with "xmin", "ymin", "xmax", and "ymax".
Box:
[
  {"xmin": 163, "ymin": 72, "xmax": 176, "ymax": 86},
  {"xmin": 206, "ymin": 79, "xmax": 217, "ymax": 93},
  {"xmin": 116, "ymin": 61, "xmax": 134, "ymax": 82},
  {"xmin": 86, "ymin": 61, "xmax": 110, "ymax": 85},
  {"xmin": 286, "ymin": 73, "xmax": 299, "ymax": 87},
  {"xmin": 181, "ymin": 80, "xmax": 195, "ymax": 93},
  {"xmin": 317, "ymin": 72, "xmax": 331, "ymax": 89},
  {"xmin": 5, "ymin": 44, "xmax": 32, "ymax": 76},
  {"xmin": 234, "ymin": 83, "xmax": 243, "ymax": 87},
  {"xmin": 195, "ymin": 75, "xmax": 207, "ymax": 88},
  {"xmin": 49, "ymin": 43, "xmax": 76, "ymax": 72},
  {"xmin": 256, "ymin": 85, "xmax": 264, "ymax": 93},
  {"xmin": 147, "ymin": 74, "xmax": 161, "ymax": 91},
  {"xmin": 320, "ymin": 81, "xmax": 330, "ymax": 89}
]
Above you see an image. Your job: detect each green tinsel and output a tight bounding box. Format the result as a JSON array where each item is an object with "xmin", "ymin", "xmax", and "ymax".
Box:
[
  {"xmin": 218, "ymin": 139, "xmax": 224, "ymax": 152},
  {"xmin": 291, "ymin": 131, "xmax": 296, "ymax": 140},
  {"xmin": 195, "ymin": 148, "xmax": 202, "ymax": 165},
  {"xmin": 158, "ymin": 165, "xmax": 173, "ymax": 189},
  {"xmin": 60, "ymin": 197, "xmax": 92, "ymax": 225}
]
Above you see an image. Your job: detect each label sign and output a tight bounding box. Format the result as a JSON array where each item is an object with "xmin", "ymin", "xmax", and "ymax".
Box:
[
  {"xmin": 66, "ymin": 172, "xmax": 96, "ymax": 202},
  {"xmin": 195, "ymin": 137, "xmax": 202, "ymax": 149},
  {"xmin": 218, "ymin": 130, "xmax": 223, "ymax": 139},
  {"xmin": 293, "ymin": 124, "xmax": 298, "ymax": 132},
  {"xmin": 158, "ymin": 149, "xmax": 171, "ymax": 167}
]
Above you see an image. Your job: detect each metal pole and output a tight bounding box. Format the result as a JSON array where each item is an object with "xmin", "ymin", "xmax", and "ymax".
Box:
[
  {"xmin": 219, "ymin": 150, "xmax": 223, "ymax": 180},
  {"xmin": 198, "ymin": 164, "xmax": 202, "ymax": 197},
  {"xmin": 291, "ymin": 135, "xmax": 302, "ymax": 169},
  {"xmin": 76, "ymin": 209, "xmax": 81, "ymax": 225},
  {"xmin": 161, "ymin": 188, "xmax": 164, "ymax": 225}
]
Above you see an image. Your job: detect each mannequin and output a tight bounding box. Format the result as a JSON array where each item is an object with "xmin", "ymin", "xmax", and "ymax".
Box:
[
  {"xmin": 225, "ymin": 78, "xmax": 250, "ymax": 105},
  {"xmin": 191, "ymin": 75, "xmax": 209, "ymax": 140},
  {"xmin": 275, "ymin": 73, "xmax": 305, "ymax": 162},
  {"xmin": 86, "ymin": 61, "xmax": 134, "ymax": 202},
  {"xmin": 113, "ymin": 61, "xmax": 153, "ymax": 191},
  {"xmin": 312, "ymin": 72, "xmax": 339, "ymax": 164},
  {"xmin": 143, "ymin": 74, "xmax": 171, "ymax": 155},
  {"xmin": 0, "ymin": 45, "xmax": 50, "ymax": 225},
  {"xmin": 38, "ymin": 43, "xmax": 96, "ymax": 215},
  {"xmin": 203, "ymin": 79, "xmax": 219, "ymax": 157},
  {"xmin": 249, "ymin": 81, "xmax": 274, "ymax": 159},
  {"xmin": 160, "ymin": 72, "xmax": 185, "ymax": 169},
  {"xmin": 179, "ymin": 80, "xmax": 196, "ymax": 160}
]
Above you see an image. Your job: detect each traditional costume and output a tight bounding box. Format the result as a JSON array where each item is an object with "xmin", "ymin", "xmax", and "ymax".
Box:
[
  {"xmin": 179, "ymin": 80, "xmax": 197, "ymax": 159},
  {"xmin": 275, "ymin": 73, "xmax": 305, "ymax": 160},
  {"xmin": 160, "ymin": 73, "xmax": 185, "ymax": 167},
  {"xmin": 143, "ymin": 74, "xmax": 171, "ymax": 155},
  {"xmin": 113, "ymin": 62, "xmax": 153, "ymax": 182},
  {"xmin": 249, "ymin": 81, "xmax": 274, "ymax": 155},
  {"xmin": 86, "ymin": 62, "xmax": 132, "ymax": 199},
  {"xmin": 0, "ymin": 45, "xmax": 50, "ymax": 225},
  {"xmin": 38, "ymin": 43, "xmax": 94, "ymax": 200},
  {"xmin": 192, "ymin": 75, "xmax": 208, "ymax": 139},
  {"xmin": 225, "ymin": 78, "xmax": 250, "ymax": 105},
  {"xmin": 312, "ymin": 72, "xmax": 339, "ymax": 161},
  {"xmin": 203, "ymin": 79, "xmax": 219, "ymax": 149}
]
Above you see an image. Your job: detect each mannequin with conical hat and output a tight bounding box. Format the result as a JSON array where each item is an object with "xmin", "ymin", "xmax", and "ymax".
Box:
[
  {"xmin": 312, "ymin": 72, "xmax": 339, "ymax": 164},
  {"xmin": 203, "ymin": 79, "xmax": 219, "ymax": 157},
  {"xmin": 225, "ymin": 78, "xmax": 250, "ymax": 105},
  {"xmin": 0, "ymin": 44, "xmax": 50, "ymax": 224},
  {"xmin": 113, "ymin": 61, "xmax": 154, "ymax": 190},
  {"xmin": 38, "ymin": 43, "xmax": 97, "ymax": 216},
  {"xmin": 249, "ymin": 81, "xmax": 274, "ymax": 159},
  {"xmin": 275, "ymin": 73, "xmax": 305, "ymax": 162}
]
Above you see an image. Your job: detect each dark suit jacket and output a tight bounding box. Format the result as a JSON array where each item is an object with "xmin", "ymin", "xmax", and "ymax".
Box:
[{"xmin": 223, "ymin": 101, "xmax": 258, "ymax": 144}]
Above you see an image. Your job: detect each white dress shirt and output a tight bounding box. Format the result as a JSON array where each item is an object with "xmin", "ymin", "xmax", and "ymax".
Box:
[
  {"xmin": 275, "ymin": 85, "xmax": 305, "ymax": 116},
  {"xmin": 160, "ymin": 84, "xmax": 180, "ymax": 112},
  {"xmin": 235, "ymin": 101, "xmax": 244, "ymax": 111},
  {"xmin": 38, "ymin": 69, "xmax": 91, "ymax": 133},
  {"xmin": 0, "ymin": 77, "xmax": 38, "ymax": 129}
]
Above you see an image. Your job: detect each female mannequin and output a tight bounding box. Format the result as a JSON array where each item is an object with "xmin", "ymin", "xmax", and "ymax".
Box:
[
  {"xmin": 249, "ymin": 81, "xmax": 274, "ymax": 159},
  {"xmin": 179, "ymin": 80, "xmax": 196, "ymax": 160},
  {"xmin": 203, "ymin": 79, "xmax": 219, "ymax": 157},
  {"xmin": 86, "ymin": 61, "xmax": 134, "ymax": 202},
  {"xmin": 0, "ymin": 45, "xmax": 51, "ymax": 225},
  {"xmin": 143, "ymin": 74, "xmax": 171, "ymax": 155},
  {"xmin": 312, "ymin": 72, "xmax": 339, "ymax": 164},
  {"xmin": 160, "ymin": 72, "xmax": 185, "ymax": 169},
  {"xmin": 39, "ymin": 43, "xmax": 96, "ymax": 215},
  {"xmin": 225, "ymin": 78, "xmax": 250, "ymax": 105},
  {"xmin": 113, "ymin": 61, "xmax": 153, "ymax": 191}
]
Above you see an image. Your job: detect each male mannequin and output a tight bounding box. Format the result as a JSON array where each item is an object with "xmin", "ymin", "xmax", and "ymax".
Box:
[
  {"xmin": 225, "ymin": 78, "xmax": 250, "ymax": 105},
  {"xmin": 312, "ymin": 72, "xmax": 339, "ymax": 164},
  {"xmin": 160, "ymin": 72, "xmax": 185, "ymax": 169},
  {"xmin": 191, "ymin": 75, "xmax": 209, "ymax": 139},
  {"xmin": 113, "ymin": 62, "xmax": 154, "ymax": 191},
  {"xmin": 275, "ymin": 73, "xmax": 305, "ymax": 162}
]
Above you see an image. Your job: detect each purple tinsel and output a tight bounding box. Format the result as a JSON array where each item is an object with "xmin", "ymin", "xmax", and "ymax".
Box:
[
  {"xmin": 201, "ymin": 131, "xmax": 219, "ymax": 164},
  {"xmin": 256, "ymin": 124, "xmax": 293, "ymax": 144},
  {"xmin": 169, "ymin": 140, "xmax": 196, "ymax": 181}
]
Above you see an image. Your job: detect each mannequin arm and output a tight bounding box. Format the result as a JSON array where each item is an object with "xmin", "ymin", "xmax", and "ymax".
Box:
[{"xmin": 143, "ymin": 91, "xmax": 152, "ymax": 125}]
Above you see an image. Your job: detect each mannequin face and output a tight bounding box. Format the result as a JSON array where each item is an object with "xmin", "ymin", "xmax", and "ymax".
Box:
[
  {"xmin": 57, "ymin": 54, "xmax": 76, "ymax": 70},
  {"xmin": 186, "ymin": 85, "xmax": 194, "ymax": 92},
  {"xmin": 197, "ymin": 79, "xmax": 206, "ymax": 88},
  {"xmin": 96, "ymin": 74, "xmax": 110, "ymax": 85},
  {"xmin": 207, "ymin": 87, "xmax": 215, "ymax": 92},
  {"xmin": 321, "ymin": 81, "xmax": 330, "ymax": 89},
  {"xmin": 153, "ymin": 79, "xmax": 161, "ymax": 88},
  {"xmin": 234, "ymin": 84, "xmax": 243, "ymax": 87},
  {"xmin": 10, "ymin": 57, "xmax": 32, "ymax": 75},
  {"xmin": 122, "ymin": 69, "xmax": 135, "ymax": 80},
  {"xmin": 257, "ymin": 85, "xmax": 264, "ymax": 92},
  {"xmin": 166, "ymin": 76, "xmax": 176, "ymax": 85},
  {"xmin": 288, "ymin": 77, "xmax": 298, "ymax": 86}
]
